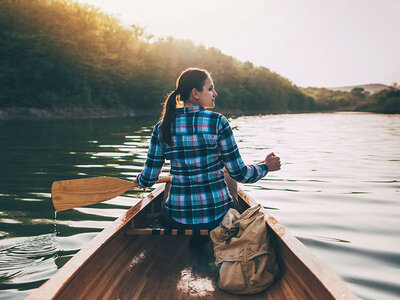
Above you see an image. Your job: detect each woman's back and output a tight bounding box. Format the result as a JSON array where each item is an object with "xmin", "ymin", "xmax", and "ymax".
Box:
[
  {"xmin": 163, "ymin": 106, "xmax": 231, "ymax": 224},
  {"xmin": 167, "ymin": 106, "xmax": 224, "ymax": 183}
]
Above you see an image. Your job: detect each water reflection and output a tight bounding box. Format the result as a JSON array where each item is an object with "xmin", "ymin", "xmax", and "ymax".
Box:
[
  {"xmin": 0, "ymin": 117, "xmax": 158, "ymax": 297},
  {"xmin": 0, "ymin": 234, "xmax": 58, "ymax": 288},
  {"xmin": 0, "ymin": 113, "xmax": 399, "ymax": 299}
]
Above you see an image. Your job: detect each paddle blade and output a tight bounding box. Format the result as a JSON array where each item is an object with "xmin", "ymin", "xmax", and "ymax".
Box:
[{"xmin": 52, "ymin": 177, "xmax": 135, "ymax": 211}]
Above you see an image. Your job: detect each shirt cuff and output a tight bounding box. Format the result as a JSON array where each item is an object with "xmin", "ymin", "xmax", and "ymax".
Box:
[
  {"xmin": 258, "ymin": 163, "xmax": 269, "ymax": 177},
  {"xmin": 136, "ymin": 174, "xmax": 147, "ymax": 188}
]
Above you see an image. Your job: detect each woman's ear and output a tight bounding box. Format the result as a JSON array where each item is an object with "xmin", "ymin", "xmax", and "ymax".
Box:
[{"xmin": 191, "ymin": 88, "xmax": 199, "ymax": 100}]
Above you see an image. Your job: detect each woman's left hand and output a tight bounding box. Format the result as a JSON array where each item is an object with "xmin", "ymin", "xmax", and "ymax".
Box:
[{"xmin": 264, "ymin": 152, "xmax": 281, "ymax": 171}]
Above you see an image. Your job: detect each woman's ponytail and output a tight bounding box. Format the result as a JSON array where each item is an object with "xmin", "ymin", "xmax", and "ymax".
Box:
[
  {"xmin": 160, "ymin": 68, "xmax": 209, "ymax": 146},
  {"xmin": 160, "ymin": 90, "xmax": 178, "ymax": 146}
]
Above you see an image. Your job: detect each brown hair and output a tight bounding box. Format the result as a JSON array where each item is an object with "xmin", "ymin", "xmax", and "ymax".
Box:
[{"xmin": 160, "ymin": 68, "xmax": 210, "ymax": 145}]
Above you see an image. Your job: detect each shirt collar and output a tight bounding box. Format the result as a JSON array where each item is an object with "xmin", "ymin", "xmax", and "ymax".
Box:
[{"xmin": 176, "ymin": 106, "xmax": 206, "ymax": 114}]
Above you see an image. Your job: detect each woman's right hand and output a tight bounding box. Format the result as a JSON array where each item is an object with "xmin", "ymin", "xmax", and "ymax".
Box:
[
  {"xmin": 265, "ymin": 152, "xmax": 281, "ymax": 171},
  {"xmin": 133, "ymin": 179, "xmax": 146, "ymax": 191}
]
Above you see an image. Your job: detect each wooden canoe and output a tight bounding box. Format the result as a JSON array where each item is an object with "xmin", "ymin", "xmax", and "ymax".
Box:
[{"xmin": 28, "ymin": 183, "xmax": 358, "ymax": 299}]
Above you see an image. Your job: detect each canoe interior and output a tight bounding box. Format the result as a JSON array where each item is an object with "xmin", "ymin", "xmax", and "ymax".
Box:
[{"xmin": 29, "ymin": 184, "xmax": 357, "ymax": 300}]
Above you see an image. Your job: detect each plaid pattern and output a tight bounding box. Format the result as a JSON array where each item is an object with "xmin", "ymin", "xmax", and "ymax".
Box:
[{"xmin": 136, "ymin": 106, "xmax": 268, "ymax": 224}]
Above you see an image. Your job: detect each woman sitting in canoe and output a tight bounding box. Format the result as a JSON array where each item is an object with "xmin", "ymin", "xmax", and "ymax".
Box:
[{"xmin": 135, "ymin": 68, "xmax": 281, "ymax": 241}]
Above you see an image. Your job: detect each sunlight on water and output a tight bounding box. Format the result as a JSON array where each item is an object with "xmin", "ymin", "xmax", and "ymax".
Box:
[
  {"xmin": 230, "ymin": 113, "xmax": 400, "ymax": 300},
  {"xmin": 0, "ymin": 112, "xmax": 399, "ymax": 299}
]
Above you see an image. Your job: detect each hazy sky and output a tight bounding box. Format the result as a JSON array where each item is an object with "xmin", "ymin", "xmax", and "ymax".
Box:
[{"xmin": 77, "ymin": 0, "xmax": 399, "ymax": 88}]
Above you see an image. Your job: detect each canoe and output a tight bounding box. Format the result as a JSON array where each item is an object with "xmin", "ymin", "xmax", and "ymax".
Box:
[{"xmin": 28, "ymin": 183, "xmax": 358, "ymax": 299}]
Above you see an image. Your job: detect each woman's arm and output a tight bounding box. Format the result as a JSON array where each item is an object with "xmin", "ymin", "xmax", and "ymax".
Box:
[
  {"xmin": 217, "ymin": 115, "xmax": 278, "ymax": 183},
  {"xmin": 136, "ymin": 123, "xmax": 166, "ymax": 188}
]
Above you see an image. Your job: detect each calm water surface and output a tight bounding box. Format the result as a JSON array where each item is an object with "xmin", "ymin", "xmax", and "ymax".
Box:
[{"xmin": 0, "ymin": 112, "xmax": 399, "ymax": 299}]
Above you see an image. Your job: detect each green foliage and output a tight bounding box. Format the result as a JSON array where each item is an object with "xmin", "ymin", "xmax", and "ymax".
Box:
[
  {"xmin": 301, "ymin": 86, "xmax": 400, "ymax": 113},
  {"xmin": 350, "ymin": 87, "xmax": 365, "ymax": 98},
  {"xmin": 302, "ymin": 87, "xmax": 368, "ymax": 110},
  {"xmin": 0, "ymin": 0, "xmax": 315, "ymax": 113},
  {"xmin": 372, "ymin": 88, "xmax": 400, "ymax": 113}
]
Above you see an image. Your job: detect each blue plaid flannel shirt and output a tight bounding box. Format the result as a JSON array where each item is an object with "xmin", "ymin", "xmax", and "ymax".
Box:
[{"xmin": 136, "ymin": 106, "xmax": 268, "ymax": 224}]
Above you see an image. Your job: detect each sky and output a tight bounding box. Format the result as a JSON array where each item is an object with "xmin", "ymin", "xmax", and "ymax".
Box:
[{"xmin": 76, "ymin": 0, "xmax": 399, "ymax": 88}]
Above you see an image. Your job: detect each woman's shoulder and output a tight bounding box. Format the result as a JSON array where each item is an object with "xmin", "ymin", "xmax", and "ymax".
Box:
[
  {"xmin": 198, "ymin": 110, "xmax": 230, "ymax": 132},
  {"xmin": 152, "ymin": 121, "xmax": 162, "ymax": 131},
  {"xmin": 151, "ymin": 121, "xmax": 163, "ymax": 137},
  {"xmin": 200, "ymin": 109, "xmax": 228, "ymax": 122}
]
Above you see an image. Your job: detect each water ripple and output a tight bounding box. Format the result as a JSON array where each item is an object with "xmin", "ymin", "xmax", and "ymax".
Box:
[
  {"xmin": 0, "ymin": 234, "xmax": 58, "ymax": 281},
  {"xmin": 298, "ymin": 237, "xmax": 400, "ymax": 268}
]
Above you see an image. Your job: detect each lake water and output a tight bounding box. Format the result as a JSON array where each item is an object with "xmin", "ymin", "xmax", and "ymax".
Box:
[{"xmin": 0, "ymin": 112, "xmax": 399, "ymax": 299}]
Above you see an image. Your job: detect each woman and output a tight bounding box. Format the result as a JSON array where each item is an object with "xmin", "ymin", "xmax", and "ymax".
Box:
[{"xmin": 135, "ymin": 68, "xmax": 281, "ymax": 234}]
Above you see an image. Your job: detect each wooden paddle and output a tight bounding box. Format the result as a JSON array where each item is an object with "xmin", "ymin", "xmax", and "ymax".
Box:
[
  {"xmin": 52, "ymin": 160, "xmax": 268, "ymax": 211},
  {"xmin": 52, "ymin": 176, "xmax": 171, "ymax": 211}
]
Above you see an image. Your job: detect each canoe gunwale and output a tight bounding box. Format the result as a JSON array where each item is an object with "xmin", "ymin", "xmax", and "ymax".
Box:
[
  {"xmin": 237, "ymin": 188, "xmax": 358, "ymax": 300},
  {"xmin": 27, "ymin": 184, "xmax": 166, "ymax": 300}
]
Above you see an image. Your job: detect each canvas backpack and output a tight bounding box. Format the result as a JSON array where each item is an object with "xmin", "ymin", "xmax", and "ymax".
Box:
[{"xmin": 210, "ymin": 204, "xmax": 279, "ymax": 294}]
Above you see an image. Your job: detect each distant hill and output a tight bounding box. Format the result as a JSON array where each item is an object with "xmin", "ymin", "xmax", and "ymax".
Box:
[{"xmin": 326, "ymin": 84, "xmax": 391, "ymax": 94}]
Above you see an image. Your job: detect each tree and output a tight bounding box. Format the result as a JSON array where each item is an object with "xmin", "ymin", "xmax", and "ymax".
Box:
[{"xmin": 0, "ymin": 0, "xmax": 314, "ymax": 113}]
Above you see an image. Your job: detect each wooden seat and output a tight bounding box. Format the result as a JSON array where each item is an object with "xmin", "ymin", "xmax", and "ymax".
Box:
[
  {"xmin": 126, "ymin": 214, "xmax": 210, "ymax": 236},
  {"xmin": 126, "ymin": 228, "xmax": 210, "ymax": 236}
]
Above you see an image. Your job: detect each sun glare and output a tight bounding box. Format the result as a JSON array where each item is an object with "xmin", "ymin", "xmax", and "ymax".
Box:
[{"xmin": 75, "ymin": 0, "xmax": 400, "ymax": 87}]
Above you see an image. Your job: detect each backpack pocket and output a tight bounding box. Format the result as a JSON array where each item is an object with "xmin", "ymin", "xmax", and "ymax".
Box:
[
  {"xmin": 217, "ymin": 250, "xmax": 276, "ymax": 294},
  {"xmin": 218, "ymin": 260, "xmax": 247, "ymax": 292},
  {"xmin": 242, "ymin": 252, "xmax": 276, "ymax": 294}
]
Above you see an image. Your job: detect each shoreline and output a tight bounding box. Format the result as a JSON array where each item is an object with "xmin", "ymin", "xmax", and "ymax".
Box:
[
  {"xmin": 0, "ymin": 106, "xmax": 155, "ymax": 121},
  {"xmin": 0, "ymin": 106, "xmax": 287, "ymax": 120},
  {"xmin": 0, "ymin": 105, "xmax": 396, "ymax": 121}
]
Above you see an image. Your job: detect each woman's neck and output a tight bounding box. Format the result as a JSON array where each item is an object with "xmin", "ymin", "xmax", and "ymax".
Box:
[{"xmin": 183, "ymin": 100, "xmax": 200, "ymax": 107}]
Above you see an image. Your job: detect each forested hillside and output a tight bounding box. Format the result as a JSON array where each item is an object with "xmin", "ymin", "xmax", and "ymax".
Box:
[
  {"xmin": 301, "ymin": 86, "xmax": 400, "ymax": 113},
  {"xmin": 0, "ymin": 0, "xmax": 315, "ymax": 115}
]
